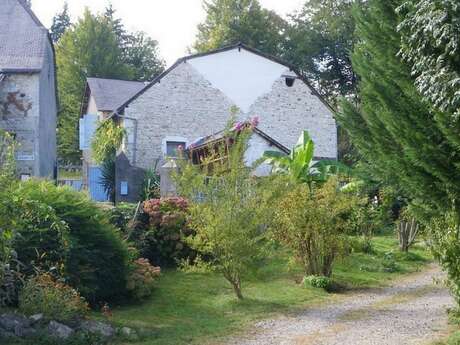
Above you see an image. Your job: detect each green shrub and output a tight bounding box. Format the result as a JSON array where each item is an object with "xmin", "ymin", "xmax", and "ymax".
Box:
[
  {"xmin": 126, "ymin": 258, "xmax": 161, "ymax": 300},
  {"xmin": 274, "ymin": 178, "xmax": 357, "ymax": 277},
  {"xmin": 10, "ymin": 181, "xmax": 130, "ymax": 304},
  {"xmin": 106, "ymin": 203, "xmax": 138, "ymax": 233},
  {"xmin": 349, "ymin": 236, "xmax": 374, "ymax": 254},
  {"xmin": 11, "ymin": 199, "xmax": 70, "ymax": 277},
  {"xmin": 381, "ymin": 251, "xmax": 399, "ymax": 273},
  {"xmin": 139, "ymin": 197, "xmax": 196, "ymax": 267},
  {"xmin": 19, "ymin": 273, "xmax": 89, "ymax": 322},
  {"xmin": 302, "ymin": 275, "xmax": 331, "ymax": 289}
]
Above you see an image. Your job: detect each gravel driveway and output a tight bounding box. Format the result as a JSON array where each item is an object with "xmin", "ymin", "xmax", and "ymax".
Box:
[{"xmin": 226, "ymin": 265, "xmax": 454, "ymax": 345}]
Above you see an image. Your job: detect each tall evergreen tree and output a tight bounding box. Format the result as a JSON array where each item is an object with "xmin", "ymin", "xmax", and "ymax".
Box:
[
  {"xmin": 50, "ymin": 2, "xmax": 71, "ymax": 42},
  {"xmin": 337, "ymin": 0, "xmax": 460, "ymax": 214},
  {"xmin": 336, "ymin": 0, "xmax": 460, "ymax": 303},
  {"xmin": 56, "ymin": 9, "xmax": 134, "ymax": 163},
  {"xmin": 193, "ymin": 0, "xmax": 287, "ymax": 56}
]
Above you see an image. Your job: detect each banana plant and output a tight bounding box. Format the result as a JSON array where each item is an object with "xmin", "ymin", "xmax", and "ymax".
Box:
[{"xmin": 263, "ymin": 130, "xmax": 350, "ymax": 191}]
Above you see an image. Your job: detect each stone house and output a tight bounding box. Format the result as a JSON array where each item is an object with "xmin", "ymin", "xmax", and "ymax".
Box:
[
  {"xmin": 0, "ymin": 0, "xmax": 57, "ymax": 179},
  {"xmin": 81, "ymin": 43, "xmax": 337, "ymax": 202}
]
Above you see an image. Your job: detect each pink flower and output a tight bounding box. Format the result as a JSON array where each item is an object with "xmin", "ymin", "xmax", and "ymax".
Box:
[
  {"xmin": 234, "ymin": 121, "xmax": 244, "ymax": 131},
  {"xmin": 250, "ymin": 116, "xmax": 260, "ymax": 128}
]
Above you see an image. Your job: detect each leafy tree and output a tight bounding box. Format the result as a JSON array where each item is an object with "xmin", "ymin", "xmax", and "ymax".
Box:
[
  {"xmin": 50, "ymin": 2, "xmax": 71, "ymax": 42},
  {"xmin": 56, "ymin": 9, "xmax": 133, "ymax": 163},
  {"xmin": 104, "ymin": 5, "xmax": 165, "ymax": 81},
  {"xmin": 123, "ymin": 31, "xmax": 165, "ymax": 81},
  {"xmin": 174, "ymin": 122, "xmax": 269, "ymax": 299},
  {"xmin": 336, "ymin": 0, "xmax": 460, "ymax": 302},
  {"xmin": 284, "ymin": 0, "xmax": 358, "ymax": 101},
  {"xmin": 397, "ymin": 0, "xmax": 460, "ymax": 117},
  {"xmin": 193, "ymin": 0, "xmax": 288, "ymax": 56}
]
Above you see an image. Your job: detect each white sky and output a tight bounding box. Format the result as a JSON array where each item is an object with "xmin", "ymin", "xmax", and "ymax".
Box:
[{"xmin": 32, "ymin": 0, "xmax": 304, "ymax": 65}]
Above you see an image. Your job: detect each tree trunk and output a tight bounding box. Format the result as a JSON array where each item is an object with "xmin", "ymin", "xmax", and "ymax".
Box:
[{"xmin": 397, "ymin": 217, "xmax": 419, "ymax": 252}]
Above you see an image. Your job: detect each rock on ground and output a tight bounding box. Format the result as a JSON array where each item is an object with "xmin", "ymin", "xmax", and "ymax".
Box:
[
  {"xmin": 48, "ymin": 321, "xmax": 74, "ymax": 339},
  {"xmin": 225, "ymin": 265, "xmax": 454, "ymax": 345}
]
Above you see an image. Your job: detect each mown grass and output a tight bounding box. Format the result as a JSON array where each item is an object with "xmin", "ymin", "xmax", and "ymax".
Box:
[{"xmin": 108, "ymin": 235, "xmax": 432, "ymax": 345}]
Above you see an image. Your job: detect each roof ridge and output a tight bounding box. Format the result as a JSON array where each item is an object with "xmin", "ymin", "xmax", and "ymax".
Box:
[{"xmin": 87, "ymin": 76, "xmax": 146, "ymax": 84}]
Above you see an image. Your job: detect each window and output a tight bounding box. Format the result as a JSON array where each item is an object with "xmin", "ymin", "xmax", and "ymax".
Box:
[
  {"xmin": 166, "ymin": 141, "xmax": 186, "ymax": 157},
  {"xmin": 162, "ymin": 136, "xmax": 188, "ymax": 158}
]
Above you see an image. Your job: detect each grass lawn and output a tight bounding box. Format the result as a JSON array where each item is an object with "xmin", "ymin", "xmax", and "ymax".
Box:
[{"xmin": 108, "ymin": 235, "xmax": 432, "ymax": 345}]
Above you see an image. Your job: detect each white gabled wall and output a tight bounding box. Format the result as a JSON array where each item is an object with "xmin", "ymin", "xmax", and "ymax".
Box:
[{"xmin": 188, "ymin": 48, "xmax": 290, "ymax": 113}]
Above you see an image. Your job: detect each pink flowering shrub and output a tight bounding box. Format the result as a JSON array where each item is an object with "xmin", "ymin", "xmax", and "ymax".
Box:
[{"xmin": 139, "ymin": 197, "xmax": 195, "ymax": 266}]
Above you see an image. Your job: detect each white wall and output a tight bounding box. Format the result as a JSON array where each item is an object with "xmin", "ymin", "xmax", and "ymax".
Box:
[{"xmin": 188, "ymin": 48, "xmax": 291, "ymax": 113}]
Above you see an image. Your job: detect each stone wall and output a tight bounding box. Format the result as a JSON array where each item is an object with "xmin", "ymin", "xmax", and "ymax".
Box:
[{"xmin": 0, "ymin": 73, "xmax": 40, "ymax": 176}]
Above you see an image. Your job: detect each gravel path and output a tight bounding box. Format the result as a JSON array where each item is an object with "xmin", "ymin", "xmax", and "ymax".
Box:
[{"xmin": 226, "ymin": 265, "xmax": 454, "ymax": 345}]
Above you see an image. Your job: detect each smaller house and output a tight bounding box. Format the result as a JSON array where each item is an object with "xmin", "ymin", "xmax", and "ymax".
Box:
[
  {"xmin": 79, "ymin": 77, "xmax": 146, "ymax": 200},
  {"xmin": 0, "ymin": 0, "xmax": 57, "ymax": 179}
]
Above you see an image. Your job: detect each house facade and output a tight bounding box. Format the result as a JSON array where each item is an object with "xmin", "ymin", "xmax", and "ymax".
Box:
[
  {"xmin": 80, "ymin": 77, "xmax": 146, "ymax": 201},
  {"xmin": 81, "ymin": 44, "xmax": 337, "ymax": 202},
  {"xmin": 0, "ymin": 0, "xmax": 57, "ymax": 179}
]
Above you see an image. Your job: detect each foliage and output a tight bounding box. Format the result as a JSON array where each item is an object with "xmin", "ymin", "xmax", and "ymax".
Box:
[
  {"xmin": 19, "ymin": 273, "xmax": 89, "ymax": 322},
  {"xmin": 0, "ymin": 130, "xmax": 16, "ymax": 184},
  {"xmin": 381, "ymin": 251, "xmax": 399, "ymax": 272},
  {"xmin": 302, "ymin": 275, "xmax": 332, "ymax": 290},
  {"xmin": 337, "ymin": 0, "xmax": 460, "ymax": 218},
  {"xmin": 140, "ymin": 165, "xmax": 161, "ymax": 201},
  {"xmin": 9, "ymin": 181, "xmax": 130, "ymax": 304},
  {"xmin": 193, "ymin": 0, "xmax": 287, "ymax": 56},
  {"xmin": 174, "ymin": 123, "xmax": 270, "ymax": 299},
  {"xmin": 140, "ymin": 197, "xmax": 195, "ymax": 267},
  {"xmin": 91, "ymin": 119, "xmax": 126, "ymax": 164},
  {"xmin": 50, "ymin": 2, "xmax": 71, "ymax": 42},
  {"xmin": 336, "ymin": 0, "xmax": 460, "ymax": 305},
  {"xmin": 397, "ymin": 0, "xmax": 460, "ymax": 117},
  {"xmin": 264, "ymin": 130, "xmax": 350, "ymax": 191},
  {"xmin": 429, "ymin": 212, "xmax": 460, "ymax": 304},
  {"xmin": 273, "ymin": 178, "xmax": 357, "ymax": 277},
  {"xmin": 10, "ymin": 198, "xmax": 70, "ymax": 277},
  {"xmin": 126, "ymin": 258, "xmax": 161, "ymax": 300},
  {"xmin": 104, "ymin": 5, "xmax": 165, "ymax": 81},
  {"xmin": 106, "ymin": 203, "xmax": 138, "ymax": 233},
  {"xmin": 100, "ymin": 157, "xmax": 115, "ymax": 203},
  {"xmin": 284, "ymin": 0, "xmax": 359, "ymax": 100}
]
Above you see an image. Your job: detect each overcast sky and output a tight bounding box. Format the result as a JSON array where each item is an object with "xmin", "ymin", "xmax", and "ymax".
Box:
[{"xmin": 32, "ymin": 0, "xmax": 304, "ymax": 65}]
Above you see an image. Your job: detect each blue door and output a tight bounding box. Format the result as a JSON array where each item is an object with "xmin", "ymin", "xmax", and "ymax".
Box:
[{"xmin": 88, "ymin": 167, "xmax": 109, "ymax": 202}]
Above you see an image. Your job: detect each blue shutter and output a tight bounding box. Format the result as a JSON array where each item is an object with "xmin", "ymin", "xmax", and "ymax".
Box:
[{"xmin": 79, "ymin": 114, "xmax": 98, "ymax": 150}]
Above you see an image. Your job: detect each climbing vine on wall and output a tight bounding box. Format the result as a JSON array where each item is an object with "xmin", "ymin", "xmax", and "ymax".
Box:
[{"xmin": 91, "ymin": 119, "xmax": 125, "ymax": 164}]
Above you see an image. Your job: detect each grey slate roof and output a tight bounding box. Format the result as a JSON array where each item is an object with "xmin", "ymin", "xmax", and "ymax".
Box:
[
  {"xmin": 87, "ymin": 77, "xmax": 147, "ymax": 112},
  {"xmin": 0, "ymin": 0, "xmax": 49, "ymax": 72}
]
